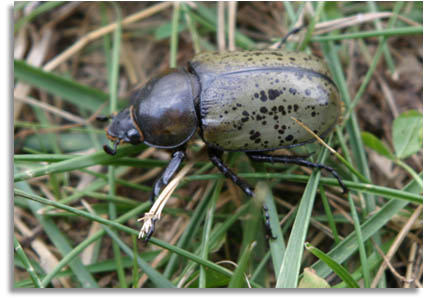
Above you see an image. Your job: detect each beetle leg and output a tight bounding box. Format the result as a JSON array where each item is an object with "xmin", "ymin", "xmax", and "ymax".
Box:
[
  {"xmin": 276, "ymin": 24, "xmax": 306, "ymax": 49},
  {"xmin": 207, "ymin": 147, "xmax": 254, "ymax": 197},
  {"xmin": 143, "ymin": 218, "xmax": 158, "ymax": 243},
  {"xmin": 263, "ymin": 204, "xmax": 277, "ymax": 239},
  {"xmin": 247, "ymin": 153, "xmax": 348, "ymax": 194},
  {"xmin": 207, "ymin": 147, "xmax": 276, "ymax": 239},
  {"xmin": 149, "ymin": 149, "xmax": 186, "ymax": 204}
]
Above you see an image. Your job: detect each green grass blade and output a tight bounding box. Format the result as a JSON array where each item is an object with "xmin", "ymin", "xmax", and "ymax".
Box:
[
  {"xmin": 311, "ymin": 26, "xmax": 422, "ymax": 42},
  {"xmin": 319, "ymin": 186, "xmax": 341, "ymax": 244},
  {"xmin": 14, "ymin": 235, "xmax": 43, "ymax": 288},
  {"xmin": 306, "ymin": 243, "xmax": 360, "ymax": 288},
  {"xmin": 163, "ymin": 182, "xmax": 215, "ymax": 278},
  {"xmin": 347, "ymin": 193, "xmax": 371, "ymax": 287},
  {"xmin": 199, "ymin": 179, "xmax": 223, "ymax": 288},
  {"xmin": 14, "ymin": 59, "xmax": 110, "ymax": 112},
  {"xmin": 14, "ymin": 144, "xmax": 145, "ymax": 182},
  {"xmin": 228, "ymin": 242, "xmax": 256, "ymax": 288},
  {"xmin": 311, "ymin": 175, "xmax": 422, "ymax": 277},
  {"xmin": 106, "ymin": 2, "xmax": 126, "ymax": 288},
  {"xmin": 275, "ymin": 147, "xmax": 330, "ymax": 288},
  {"xmin": 15, "ymin": 182, "xmax": 99, "ymax": 288},
  {"xmin": 103, "ymin": 227, "xmax": 175, "ymax": 288},
  {"xmin": 257, "ymin": 182, "xmax": 286, "ymax": 276},
  {"xmin": 14, "ymin": 1, "xmax": 64, "ymax": 32},
  {"xmin": 169, "ymin": 2, "xmax": 180, "ymax": 68}
]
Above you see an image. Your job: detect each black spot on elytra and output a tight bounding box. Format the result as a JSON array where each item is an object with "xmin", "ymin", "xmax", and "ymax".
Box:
[
  {"xmin": 285, "ymin": 135, "xmax": 294, "ymax": 141},
  {"xmin": 249, "ymin": 130, "xmax": 261, "ymax": 141},
  {"xmin": 311, "ymin": 111, "xmax": 316, "ymax": 117},
  {"xmin": 278, "ymin": 105, "xmax": 286, "ymax": 115},
  {"xmin": 268, "ymin": 89, "xmax": 281, "ymax": 100},
  {"xmin": 260, "ymin": 107, "xmax": 268, "ymax": 114},
  {"xmin": 242, "ymin": 111, "xmax": 249, "ymax": 117},
  {"xmin": 294, "ymin": 104, "xmax": 299, "ymax": 112},
  {"xmin": 289, "ymin": 88, "xmax": 297, "ymax": 95},
  {"xmin": 260, "ymin": 91, "xmax": 267, "ymax": 102}
]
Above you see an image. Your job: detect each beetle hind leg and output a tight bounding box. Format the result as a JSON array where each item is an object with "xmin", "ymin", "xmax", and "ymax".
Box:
[{"xmin": 247, "ymin": 153, "xmax": 348, "ymax": 194}]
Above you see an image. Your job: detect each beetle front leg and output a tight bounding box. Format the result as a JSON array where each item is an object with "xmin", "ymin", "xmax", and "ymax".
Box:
[
  {"xmin": 247, "ymin": 153, "xmax": 348, "ymax": 193},
  {"xmin": 149, "ymin": 148, "xmax": 186, "ymax": 204}
]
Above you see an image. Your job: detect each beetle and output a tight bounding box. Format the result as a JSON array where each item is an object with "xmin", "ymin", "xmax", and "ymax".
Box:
[{"xmin": 99, "ymin": 32, "xmax": 347, "ymax": 240}]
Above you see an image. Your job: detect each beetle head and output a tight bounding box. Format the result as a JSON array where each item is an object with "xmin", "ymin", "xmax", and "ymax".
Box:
[{"xmin": 104, "ymin": 107, "xmax": 144, "ymax": 155}]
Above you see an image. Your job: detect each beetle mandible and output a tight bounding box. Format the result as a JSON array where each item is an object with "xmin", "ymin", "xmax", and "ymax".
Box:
[{"xmin": 99, "ymin": 29, "xmax": 347, "ymax": 240}]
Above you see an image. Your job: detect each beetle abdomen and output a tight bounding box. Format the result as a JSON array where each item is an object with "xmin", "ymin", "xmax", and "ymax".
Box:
[{"xmin": 190, "ymin": 51, "xmax": 341, "ymax": 152}]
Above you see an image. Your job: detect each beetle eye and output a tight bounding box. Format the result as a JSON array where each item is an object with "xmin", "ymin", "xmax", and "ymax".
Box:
[{"xmin": 127, "ymin": 128, "xmax": 140, "ymax": 144}]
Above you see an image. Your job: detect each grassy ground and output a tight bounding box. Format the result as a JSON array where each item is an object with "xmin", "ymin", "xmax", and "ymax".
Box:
[{"xmin": 13, "ymin": 1, "xmax": 422, "ymax": 288}]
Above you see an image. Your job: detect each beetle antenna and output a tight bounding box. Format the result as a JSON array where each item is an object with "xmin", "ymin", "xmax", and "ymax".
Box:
[{"xmin": 103, "ymin": 139, "xmax": 120, "ymax": 155}]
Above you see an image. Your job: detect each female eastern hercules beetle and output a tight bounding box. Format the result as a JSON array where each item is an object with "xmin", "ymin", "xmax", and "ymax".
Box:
[{"xmin": 100, "ymin": 42, "xmax": 347, "ymax": 240}]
